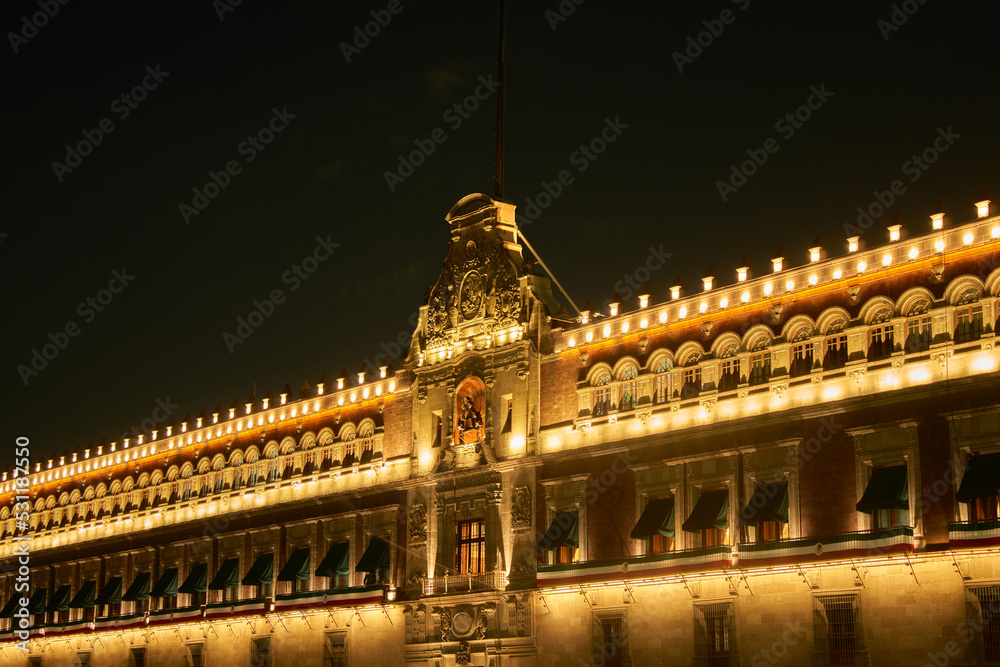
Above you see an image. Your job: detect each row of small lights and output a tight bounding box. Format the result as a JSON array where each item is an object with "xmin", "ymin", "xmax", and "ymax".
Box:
[
  {"xmin": 0, "ymin": 370, "xmax": 399, "ymax": 494},
  {"xmin": 418, "ymin": 325, "xmax": 525, "ymax": 365},
  {"xmin": 565, "ymin": 202, "xmax": 997, "ymax": 349}
]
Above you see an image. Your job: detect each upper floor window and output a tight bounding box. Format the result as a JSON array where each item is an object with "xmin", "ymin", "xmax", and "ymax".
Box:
[
  {"xmin": 681, "ymin": 354, "xmax": 702, "ymax": 399},
  {"xmin": 867, "ymin": 309, "xmax": 893, "ymax": 361},
  {"xmin": 956, "ymin": 288, "xmax": 984, "ymax": 343},
  {"xmin": 856, "ymin": 464, "xmax": 909, "ymax": 530},
  {"xmin": 653, "ymin": 358, "xmax": 672, "ymax": 404},
  {"xmin": 824, "ymin": 320, "xmax": 848, "ymax": 370},
  {"xmin": 619, "ymin": 366, "xmax": 638, "ymax": 411},
  {"xmin": 749, "ymin": 343, "xmax": 771, "ymax": 386},
  {"xmin": 790, "ymin": 340, "xmax": 813, "ymax": 377},
  {"xmin": 906, "ymin": 300, "xmax": 932, "ymax": 353},
  {"xmin": 593, "ymin": 371, "xmax": 612, "ymax": 417},
  {"xmin": 455, "ymin": 519, "xmax": 485, "ymax": 575},
  {"xmin": 718, "ymin": 343, "xmax": 739, "ymax": 392}
]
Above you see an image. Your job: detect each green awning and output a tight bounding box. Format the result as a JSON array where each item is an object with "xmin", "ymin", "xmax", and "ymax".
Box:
[
  {"xmin": 122, "ymin": 573, "xmax": 151, "ymax": 602},
  {"xmin": 355, "ymin": 537, "xmax": 391, "ymax": 573},
  {"xmin": 682, "ymin": 490, "xmax": 729, "ymax": 533},
  {"xmin": 241, "ymin": 553, "xmax": 274, "ymax": 586},
  {"xmin": 957, "ymin": 453, "xmax": 1000, "ymax": 502},
  {"xmin": 94, "ymin": 577, "xmax": 122, "ymax": 606},
  {"xmin": 178, "ymin": 563, "xmax": 208, "ymax": 594},
  {"xmin": 538, "ymin": 510, "xmax": 579, "ymax": 550},
  {"xmin": 0, "ymin": 596, "xmax": 20, "ymax": 618},
  {"xmin": 856, "ymin": 465, "xmax": 908, "ymax": 513},
  {"xmin": 630, "ymin": 497, "xmax": 675, "ymax": 539},
  {"xmin": 150, "ymin": 568, "xmax": 178, "ymax": 598},
  {"xmin": 208, "ymin": 559, "xmax": 240, "ymax": 591},
  {"xmin": 741, "ymin": 481, "xmax": 789, "ymax": 525},
  {"xmin": 27, "ymin": 589, "xmax": 46, "ymax": 615},
  {"xmin": 315, "ymin": 542, "xmax": 350, "ymax": 578},
  {"xmin": 277, "ymin": 548, "xmax": 310, "ymax": 582},
  {"xmin": 47, "ymin": 585, "xmax": 71, "ymax": 612},
  {"xmin": 70, "ymin": 580, "xmax": 96, "ymax": 608}
]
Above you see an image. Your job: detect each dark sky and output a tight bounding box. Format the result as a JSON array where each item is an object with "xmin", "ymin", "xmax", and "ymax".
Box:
[{"xmin": 4, "ymin": 1, "xmax": 999, "ymax": 473}]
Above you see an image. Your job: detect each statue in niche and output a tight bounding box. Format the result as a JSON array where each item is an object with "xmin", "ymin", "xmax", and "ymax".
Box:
[{"xmin": 459, "ymin": 396, "xmax": 483, "ymax": 440}]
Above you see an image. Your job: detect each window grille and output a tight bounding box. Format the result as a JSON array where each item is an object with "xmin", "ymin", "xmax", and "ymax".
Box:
[
  {"xmin": 813, "ymin": 593, "xmax": 866, "ymax": 666},
  {"xmin": 694, "ymin": 600, "xmax": 739, "ymax": 666},
  {"xmin": 251, "ymin": 637, "xmax": 271, "ymax": 667},
  {"xmin": 965, "ymin": 584, "xmax": 1000, "ymax": 664},
  {"xmin": 129, "ymin": 648, "xmax": 146, "ymax": 667},
  {"xmin": 592, "ymin": 609, "xmax": 631, "ymax": 667},
  {"xmin": 324, "ymin": 631, "xmax": 348, "ymax": 667},
  {"xmin": 456, "ymin": 519, "xmax": 486, "ymax": 575},
  {"xmin": 186, "ymin": 644, "xmax": 203, "ymax": 667}
]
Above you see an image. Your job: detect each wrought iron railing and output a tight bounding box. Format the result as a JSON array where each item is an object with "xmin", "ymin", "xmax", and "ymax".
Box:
[{"xmin": 423, "ymin": 570, "xmax": 508, "ymax": 596}]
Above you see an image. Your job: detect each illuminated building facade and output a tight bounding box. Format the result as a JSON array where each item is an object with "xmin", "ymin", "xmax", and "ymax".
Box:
[{"xmin": 1, "ymin": 192, "xmax": 1000, "ymax": 665}]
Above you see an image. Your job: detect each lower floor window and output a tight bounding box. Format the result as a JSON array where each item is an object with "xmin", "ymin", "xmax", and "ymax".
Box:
[
  {"xmin": 694, "ymin": 601, "xmax": 737, "ymax": 666},
  {"xmin": 324, "ymin": 631, "xmax": 348, "ymax": 667},
  {"xmin": 814, "ymin": 593, "xmax": 864, "ymax": 666},
  {"xmin": 251, "ymin": 637, "xmax": 271, "ymax": 667},
  {"xmin": 592, "ymin": 610, "xmax": 629, "ymax": 667},
  {"xmin": 967, "ymin": 584, "xmax": 1000, "ymax": 664}
]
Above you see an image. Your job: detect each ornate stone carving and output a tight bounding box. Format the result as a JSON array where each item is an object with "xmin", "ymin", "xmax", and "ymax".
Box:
[
  {"xmin": 636, "ymin": 409, "xmax": 652, "ymax": 425},
  {"xmin": 849, "ymin": 369, "xmax": 866, "ymax": 385},
  {"xmin": 456, "ymin": 641, "xmax": 471, "ymax": 665},
  {"xmin": 771, "ymin": 383, "xmax": 788, "ymax": 399},
  {"xmin": 408, "ymin": 503, "xmax": 427, "ymax": 544},
  {"xmin": 700, "ymin": 398, "xmax": 717, "ymax": 415},
  {"xmin": 511, "ymin": 486, "xmax": 532, "ymax": 529}
]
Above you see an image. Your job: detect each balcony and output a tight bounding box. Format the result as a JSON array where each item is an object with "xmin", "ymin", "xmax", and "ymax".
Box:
[
  {"xmin": 949, "ymin": 520, "xmax": 1000, "ymax": 549},
  {"xmin": 736, "ymin": 527, "xmax": 914, "ymax": 568},
  {"xmin": 537, "ymin": 545, "xmax": 733, "ymax": 588},
  {"xmin": 423, "ymin": 570, "xmax": 508, "ymax": 596}
]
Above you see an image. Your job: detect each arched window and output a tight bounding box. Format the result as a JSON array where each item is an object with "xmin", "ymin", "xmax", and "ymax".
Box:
[
  {"xmin": 749, "ymin": 338, "xmax": 771, "ymax": 386},
  {"xmin": 619, "ymin": 366, "xmax": 638, "ymax": 411},
  {"xmin": 718, "ymin": 343, "xmax": 740, "ymax": 392},
  {"xmin": 593, "ymin": 371, "xmax": 612, "ymax": 417},
  {"xmin": 681, "ymin": 354, "xmax": 702, "ymax": 399},
  {"xmin": 246, "ymin": 451, "xmax": 259, "ymax": 486},
  {"xmin": 867, "ymin": 308, "xmax": 893, "ymax": 362},
  {"xmin": 342, "ymin": 427, "xmax": 357, "ymax": 465},
  {"xmin": 653, "ymin": 358, "xmax": 673, "ymax": 404},
  {"xmin": 905, "ymin": 300, "xmax": 932, "ymax": 353},
  {"xmin": 824, "ymin": 319, "xmax": 848, "ymax": 370},
  {"xmin": 955, "ymin": 288, "xmax": 983, "ymax": 343}
]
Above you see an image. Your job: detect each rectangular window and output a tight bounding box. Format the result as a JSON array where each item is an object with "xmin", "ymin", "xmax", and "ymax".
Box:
[
  {"xmin": 682, "ymin": 367, "xmax": 701, "ymax": 399},
  {"xmin": 694, "ymin": 601, "xmax": 738, "ymax": 666},
  {"xmin": 758, "ymin": 520, "xmax": 789, "ymax": 542},
  {"xmin": 966, "ymin": 584, "xmax": 1000, "ymax": 664},
  {"xmin": 702, "ymin": 528, "xmax": 728, "ymax": 548},
  {"xmin": 268, "ymin": 459, "xmax": 280, "ymax": 483},
  {"xmin": 814, "ymin": 593, "xmax": 865, "ymax": 666},
  {"xmin": 868, "ymin": 324, "xmax": 893, "ymax": 361},
  {"xmin": 501, "ymin": 397, "xmax": 513, "ymax": 434},
  {"xmin": 129, "ymin": 648, "xmax": 146, "ymax": 667},
  {"xmin": 906, "ymin": 315, "xmax": 931, "ymax": 353},
  {"xmin": 972, "ymin": 496, "xmax": 1000, "ymax": 522},
  {"xmin": 649, "ymin": 533, "xmax": 674, "ymax": 554},
  {"xmin": 432, "ymin": 412, "xmax": 442, "ymax": 447},
  {"xmin": 251, "ymin": 637, "xmax": 271, "ymax": 667},
  {"xmin": 654, "ymin": 373, "xmax": 671, "ymax": 403},
  {"xmin": 872, "ymin": 507, "xmax": 908, "ymax": 529},
  {"xmin": 75, "ymin": 654, "xmax": 91, "ymax": 667},
  {"xmin": 182, "ymin": 481, "xmax": 192, "ymax": 501},
  {"xmin": 824, "ymin": 335, "xmax": 848, "ymax": 370},
  {"xmin": 749, "ymin": 351, "xmax": 771, "ymax": 386},
  {"xmin": 619, "ymin": 380, "xmax": 638, "ymax": 411},
  {"xmin": 455, "ymin": 519, "xmax": 486, "ymax": 575},
  {"xmin": 592, "ymin": 609, "xmax": 629, "ymax": 667},
  {"xmin": 324, "ymin": 631, "xmax": 348, "ymax": 667},
  {"xmin": 790, "ymin": 342, "xmax": 814, "ymax": 377},
  {"xmin": 956, "ymin": 304, "xmax": 984, "ymax": 343},
  {"xmin": 186, "ymin": 643, "xmax": 204, "ymax": 667},
  {"xmin": 594, "ymin": 386, "xmax": 612, "ymax": 417},
  {"xmin": 718, "ymin": 359, "xmax": 739, "ymax": 392}
]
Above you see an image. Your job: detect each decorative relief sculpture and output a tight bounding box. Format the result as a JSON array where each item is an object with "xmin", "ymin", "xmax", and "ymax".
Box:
[
  {"xmin": 511, "ymin": 486, "xmax": 532, "ymax": 529},
  {"xmin": 408, "ymin": 503, "xmax": 427, "ymax": 544}
]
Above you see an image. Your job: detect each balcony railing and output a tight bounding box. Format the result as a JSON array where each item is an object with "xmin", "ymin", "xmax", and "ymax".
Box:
[
  {"xmin": 736, "ymin": 527, "xmax": 914, "ymax": 567},
  {"xmin": 423, "ymin": 570, "xmax": 508, "ymax": 596},
  {"xmin": 537, "ymin": 545, "xmax": 733, "ymax": 588},
  {"xmin": 949, "ymin": 519, "xmax": 1000, "ymax": 549}
]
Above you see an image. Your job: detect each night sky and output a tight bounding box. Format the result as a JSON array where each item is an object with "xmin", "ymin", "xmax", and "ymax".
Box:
[{"xmin": 4, "ymin": 1, "xmax": 999, "ymax": 473}]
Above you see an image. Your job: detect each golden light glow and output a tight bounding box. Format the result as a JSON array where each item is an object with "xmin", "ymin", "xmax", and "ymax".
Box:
[
  {"xmin": 935, "ymin": 239, "xmax": 945, "ymax": 252},
  {"xmin": 737, "ymin": 268, "xmax": 748, "ymax": 282},
  {"xmin": 640, "ymin": 319, "xmax": 648, "ymax": 329},
  {"xmin": 785, "ymin": 280, "xmax": 794, "ymax": 291},
  {"xmin": 888, "ymin": 225, "xmax": 901, "ymax": 242},
  {"xmin": 882, "ymin": 254, "xmax": 892, "ymax": 266},
  {"xmin": 973, "ymin": 353, "xmax": 997, "ymax": 373},
  {"xmin": 809, "ymin": 274, "xmax": 818, "ymax": 285},
  {"xmin": 679, "ymin": 306, "xmax": 687, "ymax": 318},
  {"xmin": 763, "ymin": 283, "xmax": 772, "ymax": 296},
  {"xmin": 858, "ymin": 261, "xmax": 867, "ymax": 272},
  {"xmin": 670, "ymin": 286, "xmax": 681, "ymax": 300},
  {"xmin": 699, "ymin": 302, "xmax": 708, "ymax": 313},
  {"xmin": 720, "ymin": 297, "xmax": 728, "ymax": 308},
  {"xmin": 609, "ymin": 304, "xmax": 619, "ymax": 317},
  {"xmin": 931, "ymin": 213, "xmax": 944, "ymax": 230},
  {"xmin": 993, "ymin": 226, "xmax": 1000, "ymax": 239},
  {"xmin": 659, "ymin": 311, "xmax": 667, "ymax": 323},
  {"xmin": 741, "ymin": 291, "xmax": 750, "ymax": 303},
  {"xmin": 621, "ymin": 322, "xmax": 629, "ymax": 333},
  {"xmin": 847, "ymin": 237, "xmax": 859, "ymax": 252},
  {"xmin": 603, "ymin": 325, "xmax": 611, "ymax": 338},
  {"xmin": 976, "ymin": 200, "xmax": 990, "ymax": 218},
  {"xmin": 703, "ymin": 277, "xmax": 713, "ymax": 291},
  {"xmin": 772, "ymin": 259, "xmax": 783, "ymax": 272},
  {"xmin": 810, "ymin": 249, "xmax": 821, "ymax": 262},
  {"xmin": 585, "ymin": 331, "xmax": 593, "ymax": 343},
  {"xmin": 639, "ymin": 295, "xmax": 649, "ymax": 308},
  {"xmin": 964, "ymin": 232, "xmax": 974, "ymax": 245},
  {"xmin": 908, "ymin": 247, "xmax": 918, "ymax": 260}
]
